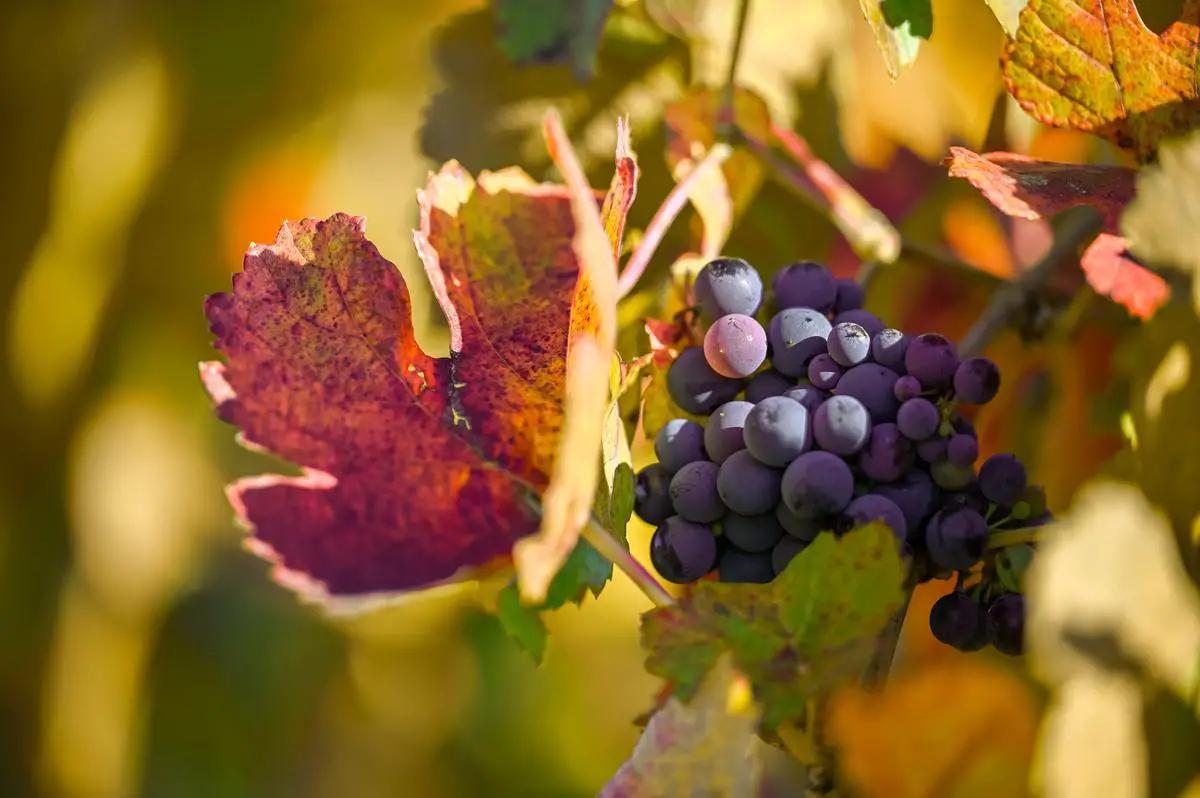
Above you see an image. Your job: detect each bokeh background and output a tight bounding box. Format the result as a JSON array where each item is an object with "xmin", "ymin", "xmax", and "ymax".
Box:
[{"xmin": 2, "ymin": 1, "xmax": 1192, "ymax": 796}]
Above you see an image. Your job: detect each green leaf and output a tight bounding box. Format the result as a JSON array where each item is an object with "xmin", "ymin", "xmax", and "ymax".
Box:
[
  {"xmin": 640, "ymin": 523, "xmax": 906, "ymax": 730},
  {"xmin": 858, "ymin": 0, "xmax": 926, "ymax": 78},
  {"xmin": 492, "ymin": 0, "xmax": 615, "ymax": 81},
  {"xmin": 497, "ymin": 581, "xmax": 549, "ymax": 664},
  {"xmin": 880, "ymin": 0, "xmax": 933, "ymax": 39}
]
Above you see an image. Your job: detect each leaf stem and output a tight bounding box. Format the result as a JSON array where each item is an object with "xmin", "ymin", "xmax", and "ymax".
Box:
[
  {"xmin": 988, "ymin": 528, "xmax": 1043, "ymax": 550},
  {"xmin": 717, "ymin": 0, "xmax": 754, "ymax": 142},
  {"xmin": 580, "ymin": 515, "xmax": 676, "ymax": 608}
]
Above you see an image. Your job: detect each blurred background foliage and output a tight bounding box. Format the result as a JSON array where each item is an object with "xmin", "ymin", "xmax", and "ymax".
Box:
[{"xmin": 1, "ymin": 0, "xmax": 1195, "ymax": 796}]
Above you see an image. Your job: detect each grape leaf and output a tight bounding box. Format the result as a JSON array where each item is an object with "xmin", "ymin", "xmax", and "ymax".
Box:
[
  {"xmin": 201, "ymin": 127, "xmax": 632, "ymax": 608},
  {"xmin": 827, "ymin": 661, "xmax": 1037, "ymax": 798},
  {"xmin": 492, "ymin": 0, "xmax": 615, "ymax": 81},
  {"xmin": 497, "ymin": 581, "xmax": 548, "ymax": 663},
  {"xmin": 859, "ymin": 0, "xmax": 929, "ymax": 78},
  {"xmin": 1079, "ymin": 233, "xmax": 1169, "ymax": 321},
  {"xmin": 1002, "ymin": 0, "xmax": 1200, "ymax": 161},
  {"xmin": 1120, "ymin": 130, "xmax": 1200, "ymax": 311},
  {"xmin": 985, "ymin": 0, "xmax": 1028, "ymax": 36},
  {"xmin": 640, "ymin": 523, "xmax": 905, "ymax": 730}
]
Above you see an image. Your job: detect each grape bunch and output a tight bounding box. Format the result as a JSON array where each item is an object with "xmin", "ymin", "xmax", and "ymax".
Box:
[{"xmin": 634, "ymin": 257, "xmax": 1049, "ymax": 657}]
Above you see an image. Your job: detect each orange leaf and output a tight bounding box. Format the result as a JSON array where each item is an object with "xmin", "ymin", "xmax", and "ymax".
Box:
[
  {"xmin": 1080, "ymin": 232, "xmax": 1170, "ymax": 320},
  {"xmin": 1003, "ymin": 0, "xmax": 1200, "ymax": 161}
]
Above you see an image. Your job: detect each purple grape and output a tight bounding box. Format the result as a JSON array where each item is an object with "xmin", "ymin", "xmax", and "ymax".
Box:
[
  {"xmin": 916, "ymin": 436, "xmax": 947, "ymax": 464},
  {"xmin": 929, "ymin": 592, "xmax": 985, "ymax": 650},
  {"xmin": 833, "ymin": 309, "xmax": 885, "ymax": 337},
  {"xmin": 953, "ymin": 356, "xmax": 1001, "ymax": 404},
  {"xmin": 704, "ymin": 400, "xmax": 754, "ymax": 464},
  {"xmin": 807, "ymin": 353, "xmax": 843, "ymax": 390},
  {"xmin": 718, "ymin": 548, "xmax": 776, "ymax": 583},
  {"xmin": 978, "ymin": 454, "xmax": 1028, "ymax": 505},
  {"xmin": 931, "ymin": 459, "xmax": 975, "ymax": 491},
  {"xmin": 667, "ymin": 346, "xmax": 743, "ymax": 414},
  {"xmin": 951, "ymin": 414, "xmax": 978, "ymax": 439},
  {"xmin": 773, "ymin": 260, "xmax": 837, "ymax": 312},
  {"xmin": 925, "ymin": 506, "xmax": 989, "ymax": 570},
  {"xmin": 743, "ymin": 395, "xmax": 812, "ymax": 466},
  {"xmin": 781, "ymin": 451, "xmax": 855, "ymax": 518},
  {"xmin": 873, "ymin": 470, "xmax": 937, "ymax": 533},
  {"xmin": 842, "ymin": 494, "xmax": 908, "ymax": 539},
  {"xmin": 827, "ymin": 322, "xmax": 872, "ymax": 367},
  {"xmin": 655, "ymin": 418, "xmax": 707, "ymax": 473},
  {"xmin": 871, "ymin": 328, "xmax": 909, "ymax": 372},
  {"xmin": 704, "ymin": 314, "xmax": 768, "ymax": 378},
  {"xmin": 634, "ymin": 464, "xmax": 674, "ymax": 525},
  {"xmin": 813, "ymin": 394, "xmax": 872, "ymax": 456},
  {"xmin": 946, "ymin": 434, "xmax": 979, "ymax": 468},
  {"xmin": 894, "ymin": 374, "xmax": 923, "ymax": 402},
  {"xmin": 649, "ymin": 517, "xmax": 718, "ymax": 584},
  {"xmin": 723, "ymin": 512, "xmax": 786, "ymax": 553},
  {"xmin": 768, "ymin": 307, "xmax": 832, "ymax": 376},
  {"xmin": 836, "ymin": 364, "xmax": 901, "ymax": 422},
  {"xmin": 782, "ymin": 383, "xmax": 831, "ymax": 413},
  {"xmin": 693, "ymin": 257, "xmax": 764, "ymax": 320},
  {"xmin": 857, "ymin": 423, "xmax": 914, "ymax": 483},
  {"xmin": 897, "ymin": 397, "xmax": 940, "ymax": 440},
  {"xmin": 745, "ymin": 369, "xmax": 793, "ymax": 402},
  {"xmin": 669, "ymin": 460, "xmax": 725, "ymax": 523},
  {"xmin": 772, "ymin": 535, "xmax": 808, "ymax": 575},
  {"xmin": 775, "ymin": 502, "xmax": 826, "ymax": 541},
  {"xmin": 904, "ymin": 333, "xmax": 959, "ymax": 391},
  {"xmin": 716, "ymin": 450, "xmax": 782, "ymax": 515},
  {"xmin": 942, "ymin": 483, "xmax": 988, "ymax": 515},
  {"xmin": 986, "ymin": 594, "xmax": 1026, "ymax": 656},
  {"xmin": 833, "ymin": 278, "xmax": 865, "ymax": 313}
]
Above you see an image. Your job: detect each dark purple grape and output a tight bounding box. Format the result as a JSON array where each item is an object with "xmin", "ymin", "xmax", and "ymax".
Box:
[
  {"xmin": 978, "ymin": 454, "xmax": 1028, "ymax": 505},
  {"xmin": 916, "ymin": 436, "xmax": 947, "ymax": 464},
  {"xmin": 745, "ymin": 370, "xmax": 793, "ymax": 403},
  {"xmin": 773, "ymin": 260, "xmax": 837, "ymax": 312},
  {"xmin": 775, "ymin": 502, "xmax": 827, "ymax": 541},
  {"xmin": 772, "ymin": 535, "xmax": 808, "ymax": 574},
  {"xmin": 723, "ymin": 512, "xmax": 786, "ymax": 553},
  {"xmin": 743, "ymin": 395, "xmax": 812, "ymax": 467},
  {"xmin": 716, "ymin": 450, "xmax": 782, "ymax": 515},
  {"xmin": 894, "ymin": 374, "xmax": 922, "ymax": 402},
  {"xmin": 946, "ymin": 434, "xmax": 979, "ymax": 468},
  {"xmin": 634, "ymin": 464, "xmax": 674, "ymax": 525},
  {"xmin": 836, "ymin": 364, "xmax": 901, "ymax": 422},
  {"xmin": 833, "ymin": 309, "xmax": 885, "ymax": 337},
  {"xmin": 768, "ymin": 308, "xmax": 832, "ymax": 377},
  {"xmin": 782, "ymin": 384, "xmax": 831, "ymax": 415},
  {"xmin": 669, "ymin": 460, "xmax": 725, "ymax": 523},
  {"xmin": 871, "ymin": 328, "xmax": 909, "ymax": 373},
  {"xmin": 897, "ymin": 397, "xmax": 940, "ymax": 440},
  {"xmin": 951, "ymin": 414, "xmax": 977, "ymax": 439},
  {"xmin": 827, "ymin": 322, "xmax": 872, "ymax": 367},
  {"xmin": 813, "ymin": 394, "xmax": 872, "ymax": 456},
  {"xmin": 693, "ymin": 257, "xmax": 764, "ymax": 320},
  {"xmin": 986, "ymin": 594, "xmax": 1026, "ymax": 656},
  {"xmin": 704, "ymin": 401, "xmax": 754, "ymax": 465},
  {"xmin": 667, "ymin": 347, "xmax": 743, "ymax": 414},
  {"xmin": 873, "ymin": 470, "xmax": 936, "ymax": 533},
  {"xmin": 929, "ymin": 592, "xmax": 985, "ymax": 650},
  {"xmin": 953, "ymin": 356, "xmax": 1001, "ymax": 405},
  {"xmin": 649, "ymin": 517, "xmax": 718, "ymax": 584},
  {"xmin": 931, "ymin": 459, "xmax": 975, "ymax": 491},
  {"xmin": 718, "ymin": 548, "xmax": 776, "ymax": 583},
  {"xmin": 807, "ymin": 353, "xmax": 843, "ymax": 390},
  {"xmin": 925, "ymin": 506, "xmax": 989, "ymax": 570},
  {"xmin": 857, "ymin": 423, "xmax": 914, "ymax": 483},
  {"xmin": 842, "ymin": 494, "xmax": 907, "ymax": 539},
  {"xmin": 904, "ymin": 333, "xmax": 959, "ymax": 391},
  {"xmin": 781, "ymin": 451, "xmax": 855, "ymax": 518},
  {"xmin": 654, "ymin": 418, "xmax": 707, "ymax": 473},
  {"xmin": 704, "ymin": 314, "xmax": 768, "ymax": 378},
  {"xmin": 833, "ymin": 278, "xmax": 865, "ymax": 313},
  {"xmin": 942, "ymin": 483, "xmax": 988, "ymax": 515}
]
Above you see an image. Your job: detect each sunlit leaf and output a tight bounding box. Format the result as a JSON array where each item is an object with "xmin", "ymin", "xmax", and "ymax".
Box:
[
  {"xmin": 858, "ymin": 0, "xmax": 931, "ymax": 78},
  {"xmin": 1079, "ymin": 233, "xmax": 1169, "ymax": 321}
]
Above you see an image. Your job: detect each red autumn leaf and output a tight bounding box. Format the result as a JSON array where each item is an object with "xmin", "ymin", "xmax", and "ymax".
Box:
[
  {"xmin": 946, "ymin": 147, "xmax": 1136, "ymax": 231},
  {"xmin": 1003, "ymin": 0, "xmax": 1200, "ymax": 161},
  {"xmin": 201, "ymin": 153, "xmax": 625, "ymax": 604},
  {"xmin": 1080, "ymin": 233, "xmax": 1170, "ymax": 321}
]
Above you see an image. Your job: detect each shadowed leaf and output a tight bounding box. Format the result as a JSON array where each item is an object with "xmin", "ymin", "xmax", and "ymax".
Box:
[
  {"xmin": 1002, "ymin": 0, "xmax": 1200, "ymax": 161},
  {"xmin": 640, "ymin": 523, "xmax": 905, "ymax": 730},
  {"xmin": 493, "ymin": 0, "xmax": 616, "ymax": 81},
  {"xmin": 497, "ymin": 581, "xmax": 549, "ymax": 663}
]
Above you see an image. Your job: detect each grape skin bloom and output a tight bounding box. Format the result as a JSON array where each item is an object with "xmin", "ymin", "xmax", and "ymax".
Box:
[{"xmin": 704, "ymin": 314, "xmax": 768, "ymax": 378}]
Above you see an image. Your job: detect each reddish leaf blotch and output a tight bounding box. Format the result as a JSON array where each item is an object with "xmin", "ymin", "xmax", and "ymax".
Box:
[{"xmin": 1080, "ymin": 233, "xmax": 1170, "ymax": 321}]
